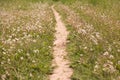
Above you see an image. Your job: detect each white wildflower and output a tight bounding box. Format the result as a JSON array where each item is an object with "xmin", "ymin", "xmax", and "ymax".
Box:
[
  {"xmin": 108, "ymin": 46, "xmax": 112, "ymax": 51},
  {"xmin": 33, "ymin": 49, "xmax": 39, "ymax": 53},
  {"xmin": 95, "ymin": 65, "xmax": 99, "ymax": 69},
  {"xmin": 90, "ymin": 35, "xmax": 98, "ymax": 45},
  {"xmin": 109, "ymin": 55, "xmax": 114, "ymax": 59},
  {"xmin": 1, "ymin": 62, "xmax": 4, "ymax": 65},
  {"xmin": 30, "ymin": 73, "xmax": 33, "ymax": 77},
  {"xmin": 33, "ymin": 40, "xmax": 37, "ymax": 43},
  {"xmin": 32, "ymin": 60, "xmax": 36, "ymax": 63},
  {"xmin": 26, "ymin": 53, "xmax": 30, "ymax": 56},
  {"xmin": 84, "ymin": 47, "xmax": 87, "ymax": 50},
  {"xmin": 20, "ymin": 57, "xmax": 24, "ymax": 60},
  {"xmin": 103, "ymin": 63, "xmax": 116, "ymax": 73},
  {"xmin": 103, "ymin": 51, "xmax": 109, "ymax": 56},
  {"xmin": 95, "ymin": 32, "xmax": 102, "ymax": 40},
  {"xmin": 37, "ymin": 35, "xmax": 39, "ymax": 38},
  {"xmin": 107, "ymin": 60, "xmax": 113, "ymax": 65},
  {"xmin": 18, "ymin": 49, "xmax": 23, "ymax": 53},
  {"xmin": 118, "ymin": 61, "xmax": 120, "ymax": 65},
  {"xmin": 3, "ymin": 52, "xmax": 6, "ymax": 55},
  {"xmin": 117, "ymin": 49, "xmax": 120, "ymax": 52},
  {"xmin": 48, "ymin": 46, "xmax": 51, "ymax": 48},
  {"xmin": 8, "ymin": 59, "xmax": 10, "ymax": 62},
  {"xmin": 1, "ymin": 74, "xmax": 6, "ymax": 80},
  {"xmin": 80, "ymin": 54, "xmax": 83, "ymax": 57},
  {"xmin": 78, "ymin": 29, "xmax": 87, "ymax": 35}
]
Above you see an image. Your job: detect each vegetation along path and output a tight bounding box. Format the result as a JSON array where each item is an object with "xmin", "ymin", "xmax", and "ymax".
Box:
[{"xmin": 50, "ymin": 6, "xmax": 73, "ymax": 80}]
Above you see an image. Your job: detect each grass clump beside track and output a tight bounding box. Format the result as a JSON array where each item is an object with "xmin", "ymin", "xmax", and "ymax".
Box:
[
  {"xmin": 0, "ymin": 0, "xmax": 55, "ymax": 80},
  {"xmin": 55, "ymin": 0, "xmax": 120, "ymax": 80}
]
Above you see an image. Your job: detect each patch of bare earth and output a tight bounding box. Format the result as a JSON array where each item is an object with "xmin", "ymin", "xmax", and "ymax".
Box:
[{"xmin": 49, "ymin": 6, "xmax": 73, "ymax": 80}]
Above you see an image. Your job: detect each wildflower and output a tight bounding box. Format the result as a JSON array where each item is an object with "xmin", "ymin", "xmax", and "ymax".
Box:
[
  {"xmin": 32, "ymin": 60, "xmax": 36, "ymax": 63},
  {"xmin": 20, "ymin": 57, "xmax": 24, "ymax": 60},
  {"xmin": 107, "ymin": 60, "xmax": 113, "ymax": 65},
  {"xmin": 103, "ymin": 62, "xmax": 116, "ymax": 73},
  {"xmin": 78, "ymin": 29, "xmax": 86, "ymax": 35},
  {"xmin": 1, "ymin": 74, "xmax": 6, "ymax": 80},
  {"xmin": 3, "ymin": 52, "xmax": 6, "ymax": 55},
  {"xmin": 109, "ymin": 55, "xmax": 114, "ymax": 59},
  {"xmin": 90, "ymin": 48, "xmax": 93, "ymax": 51},
  {"xmin": 80, "ymin": 54, "xmax": 83, "ymax": 57},
  {"xmin": 95, "ymin": 32, "xmax": 102, "ymax": 40},
  {"xmin": 30, "ymin": 73, "xmax": 33, "ymax": 77},
  {"xmin": 84, "ymin": 47, "xmax": 87, "ymax": 50},
  {"xmin": 108, "ymin": 46, "xmax": 112, "ymax": 51},
  {"xmin": 48, "ymin": 46, "xmax": 51, "ymax": 48},
  {"xmin": 5, "ymin": 71, "xmax": 10, "ymax": 76},
  {"xmin": 1, "ymin": 62, "xmax": 4, "ymax": 65},
  {"xmin": 94, "ymin": 65, "xmax": 99, "ymax": 69},
  {"xmin": 26, "ymin": 53, "xmax": 30, "ymax": 56},
  {"xmin": 33, "ymin": 40, "xmax": 37, "ymax": 43},
  {"xmin": 90, "ymin": 35, "xmax": 98, "ymax": 45},
  {"xmin": 94, "ymin": 64, "xmax": 99, "ymax": 72},
  {"xmin": 118, "ymin": 61, "xmax": 120, "ymax": 65},
  {"xmin": 7, "ymin": 59, "xmax": 10, "ymax": 62},
  {"xmin": 33, "ymin": 49, "xmax": 39, "ymax": 53},
  {"xmin": 117, "ymin": 49, "xmax": 120, "ymax": 52},
  {"xmin": 18, "ymin": 49, "xmax": 23, "ymax": 53},
  {"xmin": 37, "ymin": 35, "xmax": 39, "ymax": 38},
  {"xmin": 103, "ymin": 51, "xmax": 109, "ymax": 56}
]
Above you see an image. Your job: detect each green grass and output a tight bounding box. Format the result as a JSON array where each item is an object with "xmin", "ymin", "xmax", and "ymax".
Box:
[
  {"xmin": 55, "ymin": 0, "xmax": 120, "ymax": 80},
  {"xmin": 0, "ymin": 0, "xmax": 55, "ymax": 80}
]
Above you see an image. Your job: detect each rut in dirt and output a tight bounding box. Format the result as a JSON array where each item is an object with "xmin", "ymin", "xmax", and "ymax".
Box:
[{"xmin": 49, "ymin": 6, "xmax": 73, "ymax": 80}]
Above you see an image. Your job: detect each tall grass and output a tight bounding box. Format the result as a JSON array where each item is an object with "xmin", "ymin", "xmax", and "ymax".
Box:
[
  {"xmin": 0, "ymin": 0, "xmax": 55, "ymax": 80},
  {"xmin": 55, "ymin": 0, "xmax": 120, "ymax": 80}
]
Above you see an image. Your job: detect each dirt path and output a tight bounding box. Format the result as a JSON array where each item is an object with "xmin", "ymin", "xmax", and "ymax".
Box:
[{"xmin": 50, "ymin": 6, "xmax": 73, "ymax": 80}]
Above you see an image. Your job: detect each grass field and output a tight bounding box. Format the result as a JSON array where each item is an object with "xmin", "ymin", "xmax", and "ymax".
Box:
[
  {"xmin": 0, "ymin": 0, "xmax": 55, "ymax": 80},
  {"xmin": 0, "ymin": 0, "xmax": 120, "ymax": 80},
  {"xmin": 55, "ymin": 0, "xmax": 120, "ymax": 80}
]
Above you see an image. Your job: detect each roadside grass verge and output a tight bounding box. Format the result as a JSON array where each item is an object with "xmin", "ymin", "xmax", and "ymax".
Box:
[
  {"xmin": 55, "ymin": 1, "xmax": 120, "ymax": 80},
  {"xmin": 0, "ymin": 0, "xmax": 55, "ymax": 80}
]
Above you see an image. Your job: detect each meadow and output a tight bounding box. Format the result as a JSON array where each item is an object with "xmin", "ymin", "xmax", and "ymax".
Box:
[
  {"xmin": 55, "ymin": 0, "xmax": 120, "ymax": 80},
  {"xmin": 0, "ymin": 0, "xmax": 120, "ymax": 80},
  {"xmin": 0, "ymin": 0, "xmax": 55, "ymax": 80}
]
